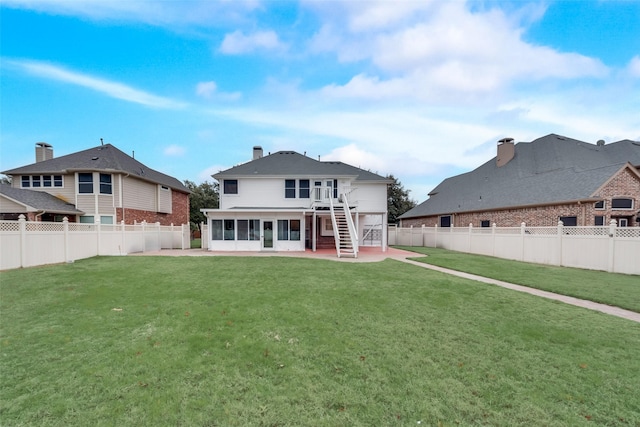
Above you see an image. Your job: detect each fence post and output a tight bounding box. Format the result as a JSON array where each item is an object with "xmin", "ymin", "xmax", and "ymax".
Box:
[
  {"xmin": 434, "ymin": 224, "xmax": 438, "ymax": 248},
  {"xmin": 201, "ymin": 221, "xmax": 205, "ymax": 249},
  {"xmin": 142, "ymin": 221, "xmax": 146, "ymax": 252},
  {"xmin": 421, "ymin": 224, "xmax": 426, "ymax": 247},
  {"xmin": 468, "ymin": 223, "xmax": 473, "ymax": 253},
  {"xmin": 557, "ymin": 220, "xmax": 564, "ymax": 266},
  {"xmin": 492, "ymin": 223, "xmax": 496, "ymax": 257},
  {"xmin": 96, "ymin": 218, "xmax": 102, "ymax": 256},
  {"xmin": 156, "ymin": 222, "xmax": 161, "ymax": 251},
  {"xmin": 608, "ymin": 219, "xmax": 617, "ymax": 273},
  {"xmin": 520, "ymin": 222, "xmax": 526, "ymax": 261},
  {"xmin": 19, "ymin": 214, "xmax": 27, "ymax": 268},
  {"xmin": 121, "ymin": 220, "xmax": 126, "ymax": 255},
  {"xmin": 63, "ymin": 217, "xmax": 70, "ymax": 263}
]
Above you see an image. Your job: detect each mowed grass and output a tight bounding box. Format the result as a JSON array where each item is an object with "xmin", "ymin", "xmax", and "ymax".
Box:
[
  {"xmin": 1, "ymin": 256, "xmax": 639, "ymax": 426},
  {"xmin": 395, "ymin": 246, "xmax": 640, "ymax": 313}
]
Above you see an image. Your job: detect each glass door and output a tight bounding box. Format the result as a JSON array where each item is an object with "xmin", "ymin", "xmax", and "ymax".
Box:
[{"xmin": 263, "ymin": 220, "xmax": 274, "ymax": 249}]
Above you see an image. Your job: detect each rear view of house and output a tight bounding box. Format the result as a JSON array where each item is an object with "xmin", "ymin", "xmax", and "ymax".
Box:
[
  {"xmin": 202, "ymin": 147, "xmax": 391, "ymax": 257},
  {"xmin": 1, "ymin": 142, "xmax": 190, "ymax": 225}
]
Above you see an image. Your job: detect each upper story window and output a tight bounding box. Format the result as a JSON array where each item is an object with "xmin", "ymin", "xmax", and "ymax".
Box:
[
  {"xmin": 223, "ymin": 179, "xmax": 238, "ymax": 195},
  {"xmin": 99, "ymin": 173, "xmax": 112, "ymax": 194},
  {"xmin": 78, "ymin": 173, "xmax": 94, "ymax": 194},
  {"xmin": 285, "ymin": 179, "xmax": 296, "ymax": 198},
  {"xmin": 20, "ymin": 175, "xmax": 64, "ymax": 188},
  {"xmin": 594, "ymin": 200, "xmax": 605, "ymax": 210},
  {"xmin": 611, "ymin": 198, "xmax": 633, "ymax": 209},
  {"xmin": 299, "ymin": 179, "xmax": 310, "ymax": 198}
]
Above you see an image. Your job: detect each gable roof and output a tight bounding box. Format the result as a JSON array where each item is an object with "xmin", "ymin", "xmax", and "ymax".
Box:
[
  {"xmin": 2, "ymin": 144, "xmax": 190, "ymax": 193},
  {"xmin": 214, "ymin": 150, "xmax": 391, "ymax": 183},
  {"xmin": 0, "ymin": 184, "xmax": 84, "ymax": 215},
  {"xmin": 400, "ymin": 134, "xmax": 640, "ymax": 219}
]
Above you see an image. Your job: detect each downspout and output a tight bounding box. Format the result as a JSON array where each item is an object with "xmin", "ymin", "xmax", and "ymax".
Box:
[{"xmin": 34, "ymin": 210, "xmax": 46, "ymax": 221}]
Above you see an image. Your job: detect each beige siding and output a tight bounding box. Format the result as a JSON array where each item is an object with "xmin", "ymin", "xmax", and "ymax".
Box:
[
  {"xmin": 113, "ymin": 174, "xmax": 122, "ymax": 208},
  {"xmin": 158, "ymin": 186, "xmax": 172, "ymax": 213},
  {"xmin": 0, "ymin": 197, "xmax": 27, "ymax": 212},
  {"xmin": 98, "ymin": 195, "xmax": 115, "ymax": 215},
  {"xmin": 76, "ymin": 194, "xmax": 95, "ymax": 213},
  {"xmin": 122, "ymin": 177, "xmax": 156, "ymax": 211}
]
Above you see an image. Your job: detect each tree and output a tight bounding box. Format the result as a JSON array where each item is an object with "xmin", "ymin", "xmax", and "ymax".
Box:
[
  {"xmin": 387, "ymin": 174, "xmax": 416, "ymax": 224},
  {"xmin": 184, "ymin": 180, "xmax": 219, "ymax": 232}
]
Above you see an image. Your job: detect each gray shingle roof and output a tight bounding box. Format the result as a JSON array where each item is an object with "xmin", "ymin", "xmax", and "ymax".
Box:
[
  {"xmin": 2, "ymin": 144, "xmax": 190, "ymax": 193},
  {"xmin": 0, "ymin": 184, "xmax": 84, "ymax": 215},
  {"xmin": 400, "ymin": 134, "xmax": 640, "ymax": 219},
  {"xmin": 214, "ymin": 150, "xmax": 391, "ymax": 182}
]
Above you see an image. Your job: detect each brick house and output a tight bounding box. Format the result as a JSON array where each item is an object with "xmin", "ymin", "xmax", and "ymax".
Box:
[
  {"xmin": 399, "ymin": 134, "xmax": 640, "ymax": 228},
  {"xmin": 1, "ymin": 142, "xmax": 190, "ymax": 225}
]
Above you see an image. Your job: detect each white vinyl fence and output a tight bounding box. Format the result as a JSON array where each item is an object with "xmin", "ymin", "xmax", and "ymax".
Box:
[
  {"xmin": 389, "ymin": 221, "xmax": 640, "ymax": 275},
  {"xmin": 1, "ymin": 215, "xmax": 191, "ymax": 270}
]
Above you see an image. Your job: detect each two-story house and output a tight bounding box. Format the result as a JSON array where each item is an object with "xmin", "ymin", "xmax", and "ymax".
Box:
[
  {"xmin": 1, "ymin": 142, "xmax": 190, "ymax": 225},
  {"xmin": 399, "ymin": 134, "xmax": 640, "ymax": 228},
  {"xmin": 202, "ymin": 147, "xmax": 391, "ymax": 257}
]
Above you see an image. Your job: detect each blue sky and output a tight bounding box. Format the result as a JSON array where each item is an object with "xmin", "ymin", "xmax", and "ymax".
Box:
[{"xmin": 1, "ymin": 0, "xmax": 639, "ymax": 201}]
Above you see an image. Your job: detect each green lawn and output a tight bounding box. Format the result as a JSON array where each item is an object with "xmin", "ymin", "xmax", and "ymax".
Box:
[
  {"xmin": 1, "ymin": 256, "xmax": 639, "ymax": 426},
  {"xmin": 394, "ymin": 246, "xmax": 640, "ymax": 313}
]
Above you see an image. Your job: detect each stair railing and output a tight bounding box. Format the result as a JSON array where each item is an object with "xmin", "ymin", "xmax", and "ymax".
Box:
[
  {"xmin": 328, "ymin": 194, "xmax": 341, "ymax": 257},
  {"xmin": 340, "ymin": 193, "xmax": 358, "ymax": 258}
]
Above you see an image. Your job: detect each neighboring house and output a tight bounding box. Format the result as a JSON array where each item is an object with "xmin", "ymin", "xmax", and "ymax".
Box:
[
  {"xmin": 1, "ymin": 142, "xmax": 190, "ymax": 225},
  {"xmin": 202, "ymin": 147, "xmax": 391, "ymax": 257},
  {"xmin": 0, "ymin": 184, "xmax": 84, "ymax": 221},
  {"xmin": 399, "ymin": 134, "xmax": 640, "ymax": 228}
]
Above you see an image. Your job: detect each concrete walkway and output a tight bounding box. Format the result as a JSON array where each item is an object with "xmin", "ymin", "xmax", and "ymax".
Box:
[{"xmin": 134, "ymin": 247, "xmax": 640, "ymax": 323}]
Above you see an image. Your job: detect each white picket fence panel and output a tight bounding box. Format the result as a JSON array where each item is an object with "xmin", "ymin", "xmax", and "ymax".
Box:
[
  {"xmin": 1, "ymin": 216, "xmax": 190, "ymax": 270},
  {"xmin": 389, "ymin": 221, "xmax": 640, "ymax": 275}
]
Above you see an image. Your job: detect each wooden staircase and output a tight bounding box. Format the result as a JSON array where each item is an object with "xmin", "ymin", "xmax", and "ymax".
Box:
[{"xmin": 331, "ymin": 204, "xmax": 357, "ymax": 258}]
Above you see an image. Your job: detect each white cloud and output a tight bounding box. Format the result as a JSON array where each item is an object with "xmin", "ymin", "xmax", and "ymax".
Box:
[
  {"xmin": 1, "ymin": 0, "xmax": 261, "ymax": 27},
  {"xmin": 219, "ymin": 30, "xmax": 284, "ymax": 54},
  {"xmin": 309, "ymin": 2, "xmax": 608, "ymax": 101},
  {"xmin": 195, "ymin": 80, "xmax": 242, "ymax": 101},
  {"xmin": 6, "ymin": 59, "xmax": 187, "ymax": 109},
  {"xmin": 627, "ymin": 56, "xmax": 640, "ymax": 78},
  {"xmin": 196, "ymin": 81, "xmax": 218, "ymax": 98},
  {"xmin": 164, "ymin": 145, "xmax": 186, "ymax": 156}
]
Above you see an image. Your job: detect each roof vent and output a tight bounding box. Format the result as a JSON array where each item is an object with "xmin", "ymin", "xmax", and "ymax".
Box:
[
  {"xmin": 596, "ymin": 139, "xmax": 605, "ymax": 146},
  {"xmin": 253, "ymin": 146, "xmax": 263, "ymax": 160}
]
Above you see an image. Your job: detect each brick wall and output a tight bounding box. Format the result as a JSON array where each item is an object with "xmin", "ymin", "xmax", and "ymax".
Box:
[
  {"xmin": 116, "ymin": 191, "xmax": 190, "ymax": 225},
  {"xmin": 401, "ymin": 166, "xmax": 640, "ymax": 228}
]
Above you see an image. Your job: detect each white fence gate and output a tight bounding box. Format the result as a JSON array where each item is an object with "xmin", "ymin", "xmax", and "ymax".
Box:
[
  {"xmin": 1, "ymin": 216, "xmax": 191, "ymax": 270},
  {"xmin": 389, "ymin": 221, "xmax": 640, "ymax": 275}
]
